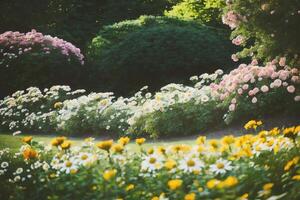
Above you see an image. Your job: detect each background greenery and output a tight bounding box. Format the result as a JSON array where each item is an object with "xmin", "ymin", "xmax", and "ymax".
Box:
[{"xmin": 0, "ymin": 0, "xmax": 235, "ymax": 97}]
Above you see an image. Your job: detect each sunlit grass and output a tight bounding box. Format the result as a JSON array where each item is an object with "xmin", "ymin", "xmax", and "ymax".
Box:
[{"xmin": 0, "ymin": 134, "xmax": 195, "ymax": 153}]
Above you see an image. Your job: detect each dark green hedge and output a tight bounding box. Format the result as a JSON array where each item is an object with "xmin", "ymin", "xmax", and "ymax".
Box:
[{"xmin": 88, "ymin": 16, "xmax": 237, "ymax": 95}]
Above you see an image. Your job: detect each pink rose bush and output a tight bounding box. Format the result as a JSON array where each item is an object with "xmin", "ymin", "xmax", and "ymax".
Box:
[
  {"xmin": 0, "ymin": 30, "xmax": 84, "ymax": 66},
  {"xmin": 208, "ymin": 60, "xmax": 299, "ymax": 123}
]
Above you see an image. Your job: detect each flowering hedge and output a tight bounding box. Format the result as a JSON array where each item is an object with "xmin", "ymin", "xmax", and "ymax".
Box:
[
  {"xmin": 0, "ymin": 30, "xmax": 84, "ymax": 97},
  {"xmin": 222, "ymin": 0, "xmax": 300, "ymax": 65},
  {"xmin": 0, "ymin": 58, "xmax": 299, "ymax": 137},
  {"xmin": 0, "ymin": 122, "xmax": 300, "ymax": 199}
]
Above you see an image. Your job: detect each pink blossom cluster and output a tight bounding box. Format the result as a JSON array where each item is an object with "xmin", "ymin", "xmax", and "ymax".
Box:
[
  {"xmin": 222, "ymin": 11, "xmax": 244, "ymax": 29},
  {"xmin": 209, "ymin": 59, "xmax": 300, "ymax": 112},
  {"xmin": 232, "ymin": 35, "xmax": 244, "ymax": 46},
  {"xmin": 0, "ymin": 30, "xmax": 84, "ymax": 65}
]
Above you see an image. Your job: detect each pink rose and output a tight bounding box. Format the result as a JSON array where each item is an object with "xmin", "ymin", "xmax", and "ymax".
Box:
[
  {"xmin": 229, "ymin": 104, "xmax": 236, "ymax": 111},
  {"xmin": 294, "ymin": 96, "xmax": 300, "ymax": 101},
  {"xmin": 279, "ymin": 57, "xmax": 286, "ymax": 67},
  {"xmin": 261, "ymin": 85, "xmax": 269, "ymax": 93},
  {"xmin": 287, "ymin": 85, "xmax": 295, "ymax": 93}
]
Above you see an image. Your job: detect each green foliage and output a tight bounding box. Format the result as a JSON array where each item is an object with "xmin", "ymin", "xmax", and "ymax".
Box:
[
  {"xmin": 88, "ymin": 16, "xmax": 235, "ymax": 95},
  {"xmin": 223, "ymin": 0, "xmax": 300, "ymax": 65},
  {"xmin": 129, "ymin": 100, "xmax": 225, "ymax": 138},
  {"xmin": 165, "ymin": 0, "xmax": 226, "ymax": 26}
]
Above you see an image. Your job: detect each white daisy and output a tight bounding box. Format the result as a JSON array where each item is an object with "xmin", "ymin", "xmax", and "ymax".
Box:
[
  {"xmin": 1, "ymin": 161, "xmax": 9, "ymax": 168},
  {"xmin": 141, "ymin": 154, "xmax": 164, "ymax": 172},
  {"xmin": 210, "ymin": 158, "xmax": 233, "ymax": 175},
  {"xmin": 60, "ymin": 159, "xmax": 78, "ymax": 174},
  {"xmin": 178, "ymin": 157, "xmax": 204, "ymax": 173}
]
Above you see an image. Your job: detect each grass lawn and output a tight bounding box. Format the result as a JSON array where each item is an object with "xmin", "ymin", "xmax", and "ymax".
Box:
[{"xmin": 0, "ymin": 133, "xmax": 195, "ymax": 153}]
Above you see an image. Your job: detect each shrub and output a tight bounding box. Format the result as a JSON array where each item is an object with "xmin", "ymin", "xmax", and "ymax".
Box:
[
  {"xmin": 165, "ymin": 0, "xmax": 226, "ymax": 27},
  {"xmin": 0, "ymin": 30, "xmax": 84, "ymax": 97},
  {"xmin": 222, "ymin": 0, "xmax": 300, "ymax": 65},
  {"xmin": 88, "ymin": 16, "xmax": 236, "ymax": 95}
]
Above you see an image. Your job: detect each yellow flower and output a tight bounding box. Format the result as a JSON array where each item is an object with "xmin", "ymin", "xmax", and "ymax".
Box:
[
  {"xmin": 118, "ymin": 137, "xmax": 130, "ymax": 145},
  {"xmin": 196, "ymin": 136, "xmax": 206, "ymax": 145},
  {"xmin": 164, "ymin": 159, "xmax": 177, "ymax": 170},
  {"xmin": 292, "ymin": 175, "xmax": 300, "ymax": 181},
  {"xmin": 147, "ymin": 148, "xmax": 154, "ymax": 154},
  {"xmin": 22, "ymin": 136, "xmax": 32, "ymax": 144},
  {"xmin": 263, "ymin": 183, "xmax": 274, "ymax": 191},
  {"xmin": 221, "ymin": 135, "xmax": 235, "ymax": 145},
  {"xmin": 125, "ymin": 184, "xmax": 135, "ymax": 191},
  {"xmin": 103, "ymin": 169, "xmax": 117, "ymax": 181},
  {"xmin": 184, "ymin": 193, "xmax": 196, "ymax": 200},
  {"xmin": 112, "ymin": 144, "xmax": 124, "ymax": 153},
  {"xmin": 97, "ymin": 140, "xmax": 113, "ymax": 151},
  {"xmin": 22, "ymin": 147, "xmax": 38, "ymax": 160},
  {"xmin": 151, "ymin": 197, "xmax": 159, "ymax": 200},
  {"xmin": 206, "ymin": 179, "xmax": 220, "ymax": 189},
  {"xmin": 54, "ymin": 102, "xmax": 63, "ymax": 109},
  {"xmin": 51, "ymin": 136, "xmax": 67, "ymax": 146},
  {"xmin": 135, "ymin": 138, "xmax": 146, "ymax": 145},
  {"xmin": 284, "ymin": 156, "xmax": 300, "ymax": 171},
  {"xmin": 239, "ymin": 193, "xmax": 249, "ymax": 200},
  {"xmin": 244, "ymin": 120, "xmax": 262, "ymax": 130},
  {"xmin": 168, "ymin": 179, "xmax": 182, "ymax": 190},
  {"xmin": 61, "ymin": 140, "xmax": 71, "ymax": 150},
  {"xmin": 222, "ymin": 176, "xmax": 238, "ymax": 187},
  {"xmin": 157, "ymin": 146, "xmax": 166, "ymax": 154}
]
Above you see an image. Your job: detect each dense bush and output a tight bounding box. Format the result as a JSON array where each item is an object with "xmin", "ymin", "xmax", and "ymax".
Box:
[
  {"xmin": 0, "ymin": 30, "xmax": 84, "ymax": 97},
  {"xmin": 88, "ymin": 16, "xmax": 236, "ymax": 95},
  {"xmin": 222, "ymin": 0, "xmax": 300, "ymax": 65},
  {"xmin": 165, "ymin": 0, "xmax": 226, "ymax": 27},
  {"xmin": 1, "ymin": 124, "xmax": 300, "ymax": 199},
  {"xmin": 1, "ymin": 60, "xmax": 299, "ymax": 138}
]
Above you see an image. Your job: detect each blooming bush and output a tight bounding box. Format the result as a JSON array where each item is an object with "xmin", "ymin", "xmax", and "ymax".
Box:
[
  {"xmin": 0, "ymin": 30, "xmax": 84, "ymax": 97},
  {"xmin": 0, "ymin": 86, "xmax": 86, "ymax": 134},
  {"xmin": 222, "ymin": 0, "xmax": 300, "ymax": 65},
  {"xmin": 0, "ymin": 59, "xmax": 299, "ymax": 138},
  {"xmin": 1, "ymin": 122, "xmax": 300, "ymax": 199}
]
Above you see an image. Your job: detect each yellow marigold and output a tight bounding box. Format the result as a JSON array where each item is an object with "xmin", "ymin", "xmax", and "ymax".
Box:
[
  {"xmin": 23, "ymin": 147, "xmax": 38, "ymax": 160},
  {"xmin": 284, "ymin": 156, "xmax": 300, "ymax": 171},
  {"xmin": 206, "ymin": 179, "xmax": 220, "ymax": 189},
  {"xmin": 221, "ymin": 135, "xmax": 235, "ymax": 145},
  {"xmin": 118, "ymin": 137, "xmax": 130, "ymax": 145},
  {"xmin": 135, "ymin": 138, "xmax": 146, "ymax": 145},
  {"xmin": 51, "ymin": 136, "xmax": 67, "ymax": 146},
  {"xmin": 151, "ymin": 197, "xmax": 159, "ymax": 200},
  {"xmin": 125, "ymin": 184, "xmax": 135, "ymax": 191},
  {"xmin": 54, "ymin": 102, "xmax": 63, "ymax": 109},
  {"xmin": 184, "ymin": 193, "xmax": 196, "ymax": 200},
  {"xmin": 103, "ymin": 169, "xmax": 117, "ymax": 181},
  {"xmin": 196, "ymin": 136, "xmax": 206, "ymax": 145},
  {"xmin": 292, "ymin": 175, "xmax": 300, "ymax": 181},
  {"xmin": 112, "ymin": 144, "xmax": 124, "ymax": 153},
  {"xmin": 164, "ymin": 159, "xmax": 177, "ymax": 170},
  {"xmin": 263, "ymin": 183, "xmax": 274, "ymax": 191},
  {"xmin": 168, "ymin": 179, "xmax": 182, "ymax": 190},
  {"xmin": 97, "ymin": 140, "xmax": 113, "ymax": 151},
  {"xmin": 157, "ymin": 146, "xmax": 166, "ymax": 154},
  {"xmin": 244, "ymin": 120, "xmax": 262, "ymax": 130},
  {"xmin": 209, "ymin": 139, "xmax": 219, "ymax": 149},
  {"xmin": 22, "ymin": 136, "xmax": 32, "ymax": 144},
  {"xmin": 222, "ymin": 176, "xmax": 238, "ymax": 188},
  {"xmin": 61, "ymin": 140, "xmax": 71, "ymax": 150}
]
